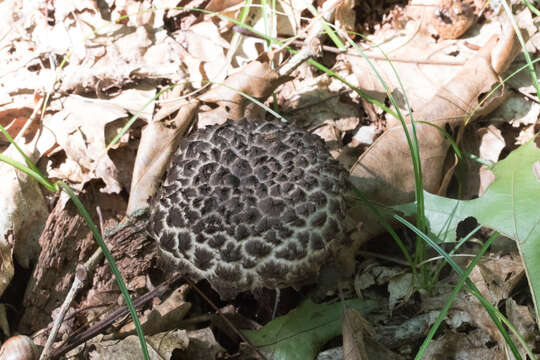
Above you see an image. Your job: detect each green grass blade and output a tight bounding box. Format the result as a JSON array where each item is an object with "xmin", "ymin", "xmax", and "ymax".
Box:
[
  {"xmin": 106, "ymin": 85, "xmax": 176, "ymax": 151},
  {"xmin": 415, "ymin": 230, "xmax": 496, "ymax": 359},
  {"xmin": 395, "ymin": 215, "xmax": 525, "ymax": 359},
  {"xmin": 57, "ymin": 182, "xmax": 150, "ymax": 359},
  {"xmin": 304, "ymin": 2, "xmax": 345, "ymax": 50},
  {"xmin": 0, "ymin": 154, "xmax": 57, "ymax": 193},
  {"xmin": 502, "ymin": 1, "xmax": 540, "ymax": 102},
  {"xmin": 521, "ymin": 0, "xmax": 540, "ymax": 16}
]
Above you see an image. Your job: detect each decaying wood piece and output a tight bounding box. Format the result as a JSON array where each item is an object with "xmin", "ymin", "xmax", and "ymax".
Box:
[{"xmin": 19, "ymin": 184, "xmax": 155, "ymax": 343}]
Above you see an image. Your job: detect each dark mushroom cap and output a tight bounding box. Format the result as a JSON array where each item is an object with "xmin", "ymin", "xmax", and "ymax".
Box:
[{"xmin": 148, "ymin": 119, "xmax": 349, "ymax": 299}]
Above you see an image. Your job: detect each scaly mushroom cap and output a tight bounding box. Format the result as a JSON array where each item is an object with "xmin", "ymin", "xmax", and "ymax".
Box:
[{"xmin": 148, "ymin": 119, "xmax": 350, "ymax": 299}]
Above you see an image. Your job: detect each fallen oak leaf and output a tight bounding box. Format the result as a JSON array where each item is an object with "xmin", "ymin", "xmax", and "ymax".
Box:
[
  {"xmin": 348, "ymin": 9, "xmax": 533, "ymax": 205},
  {"xmin": 350, "ymin": 32, "xmax": 512, "ymax": 205}
]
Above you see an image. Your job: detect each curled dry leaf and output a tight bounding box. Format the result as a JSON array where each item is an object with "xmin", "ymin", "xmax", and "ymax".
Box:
[{"xmin": 127, "ymin": 101, "xmax": 199, "ymax": 214}]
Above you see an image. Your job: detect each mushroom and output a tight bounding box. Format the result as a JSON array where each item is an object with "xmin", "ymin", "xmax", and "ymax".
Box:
[{"xmin": 148, "ymin": 119, "xmax": 351, "ymax": 299}]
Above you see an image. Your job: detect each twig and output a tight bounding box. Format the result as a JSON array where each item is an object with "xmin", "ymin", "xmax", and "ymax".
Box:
[
  {"xmin": 39, "ymin": 207, "xmax": 106, "ymax": 360},
  {"xmin": 277, "ymin": 1, "xmax": 339, "ymax": 78},
  {"xmin": 49, "ymin": 275, "xmax": 180, "ymax": 359},
  {"xmin": 234, "ymin": 27, "xmax": 465, "ymax": 67}
]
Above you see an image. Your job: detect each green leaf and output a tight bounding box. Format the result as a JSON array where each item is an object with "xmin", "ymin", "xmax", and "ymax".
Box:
[
  {"xmin": 243, "ymin": 299, "xmax": 375, "ymax": 360},
  {"xmin": 394, "ymin": 140, "xmax": 540, "ymax": 320}
]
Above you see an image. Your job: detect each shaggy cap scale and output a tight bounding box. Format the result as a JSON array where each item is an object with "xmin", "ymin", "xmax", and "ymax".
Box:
[{"xmin": 148, "ymin": 119, "xmax": 349, "ymax": 299}]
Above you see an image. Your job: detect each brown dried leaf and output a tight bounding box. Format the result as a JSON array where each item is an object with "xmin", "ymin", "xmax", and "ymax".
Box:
[
  {"xmin": 506, "ymin": 298, "xmax": 536, "ymax": 359},
  {"xmin": 345, "ymin": 7, "xmax": 534, "ymax": 205},
  {"xmin": 127, "ymin": 101, "xmax": 199, "ymax": 214},
  {"xmin": 199, "ymin": 61, "xmax": 285, "ymax": 123},
  {"xmin": 426, "ymin": 0, "xmax": 476, "ymax": 40},
  {"xmin": 445, "ymin": 253, "xmax": 524, "ymax": 348},
  {"xmin": 423, "ymin": 331, "xmax": 505, "ymax": 359},
  {"xmin": 350, "ymin": 35, "xmax": 508, "ymax": 204},
  {"xmin": 469, "ymin": 253, "xmax": 524, "ymax": 305},
  {"xmin": 89, "ymin": 329, "xmax": 191, "ymax": 359},
  {"xmin": 206, "ymin": 0, "xmax": 245, "ymax": 13},
  {"xmin": 0, "ymin": 108, "xmax": 34, "ymax": 149},
  {"xmin": 0, "ymin": 240, "xmax": 13, "ymax": 299},
  {"xmin": 118, "ymin": 286, "xmax": 192, "ymax": 336}
]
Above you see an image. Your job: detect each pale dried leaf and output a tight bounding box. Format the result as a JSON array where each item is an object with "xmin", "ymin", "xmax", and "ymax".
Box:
[
  {"xmin": 231, "ymin": 0, "xmax": 302, "ymax": 67},
  {"xmin": 491, "ymin": 96, "xmax": 540, "ymax": 127},
  {"xmin": 170, "ymin": 328, "xmax": 225, "ymax": 359},
  {"xmin": 448, "ymin": 255, "xmax": 524, "ymax": 347},
  {"xmin": 206, "ymin": 0, "xmax": 245, "ymax": 13},
  {"xmin": 108, "ymin": 86, "xmax": 156, "ymax": 122},
  {"xmin": 373, "ymin": 312, "xmax": 438, "ymax": 349},
  {"xmin": 283, "ymin": 85, "xmax": 360, "ymax": 133},
  {"xmin": 353, "ymin": 125, "xmax": 377, "ymax": 146},
  {"xmin": 57, "ymin": 24, "xmax": 185, "ymax": 93},
  {"xmin": 187, "ymin": 22, "xmax": 229, "ymax": 62},
  {"xmin": 47, "ymin": 96, "xmax": 129, "ymax": 192},
  {"xmin": 477, "ymin": 126, "xmax": 505, "ymax": 163},
  {"xmin": 460, "ymin": 125, "xmax": 506, "ymax": 197}
]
